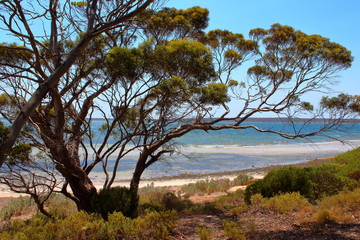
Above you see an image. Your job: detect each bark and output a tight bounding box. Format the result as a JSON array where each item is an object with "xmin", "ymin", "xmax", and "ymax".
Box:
[
  {"xmin": 57, "ymin": 164, "xmax": 97, "ymax": 212},
  {"xmin": 130, "ymin": 155, "xmax": 146, "ymax": 196},
  {"xmin": 0, "ymin": 0, "xmax": 155, "ymax": 165}
]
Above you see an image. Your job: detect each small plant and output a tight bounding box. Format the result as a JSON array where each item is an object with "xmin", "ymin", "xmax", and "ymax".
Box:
[
  {"xmin": 188, "ymin": 202, "xmax": 219, "ymax": 215},
  {"xmin": 222, "ymin": 219, "xmax": 245, "ymax": 240},
  {"xmin": 197, "ymin": 226, "xmax": 212, "ymax": 240},
  {"xmin": 181, "ymin": 178, "xmax": 231, "ymax": 196},
  {"xmin": 233, "ymin": 174, "xmax": 254, "ymax": 186},
  {"xmin": 46, "ymin": 193, "xmax": 77, "ymax": 219},
  {"xmin": 309, "ymin": 188, "xmax": 360, "ymax": 225},
  {"xmin": 161, "ymin": 192, "xmax": 192, "ymax": 212},
  {"xmin": 0, "ymin": 209, "xmax": 178, "ymax": 240},
  {"xmin": 261, "ymin": 192, "xmax": 310, "ymax": 213},
  {"xmin": 0, "ymin": 196, "xmax": 36, "ymax": 220},
  {"xmin": 215, "ymin": 190, "xmax": 245, "ymax": 210}
]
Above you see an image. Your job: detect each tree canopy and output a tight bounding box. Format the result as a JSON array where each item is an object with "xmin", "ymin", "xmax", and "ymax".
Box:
[{"xmin": 0, "ymin": 2, "xmax": 355, "ymax": 216}]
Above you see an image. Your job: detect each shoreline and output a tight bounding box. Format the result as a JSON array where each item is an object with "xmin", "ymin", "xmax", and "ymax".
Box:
[
  {"xmin": 1, "ymin": 139, "xmax": 358, "ymax": 198},
  {"xmin": 0, "ymin": 157, "xmax": 333, "ymax": 199},
  {"xmin": 88, "ymin": 139, "xmax": 360, "ymax": 181},
  {"xmin": 103, "ymin": 157, "xmax": 333, "ymax": 189}
]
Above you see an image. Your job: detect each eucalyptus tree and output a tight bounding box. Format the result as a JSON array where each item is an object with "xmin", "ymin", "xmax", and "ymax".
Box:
[
  {"xmin": 0, "ymin": 0, "xmax": 156, "ymax": 164},
  {"xmin": 0, "ymin": 3, "xmax": 354, "ymax": 215}
]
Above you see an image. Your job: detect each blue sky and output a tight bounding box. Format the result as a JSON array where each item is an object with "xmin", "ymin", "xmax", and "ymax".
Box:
[{"xmin": 166, "ymin": 0, "xmax": 360, "ymax": 101}]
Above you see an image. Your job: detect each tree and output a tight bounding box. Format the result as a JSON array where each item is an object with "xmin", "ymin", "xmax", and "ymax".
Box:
[
  {"xmin": 0, "ymin": 0, "xmax": 156, "ymax": 164},
  {"xmin": 0, "ymin": 4, "xmax": 354, "ymax": 215}
]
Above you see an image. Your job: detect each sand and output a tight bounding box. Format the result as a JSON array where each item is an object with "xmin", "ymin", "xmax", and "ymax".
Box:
[{"xmin": 1, "ymin": 140, "xmax": 359, "ymax": 198}]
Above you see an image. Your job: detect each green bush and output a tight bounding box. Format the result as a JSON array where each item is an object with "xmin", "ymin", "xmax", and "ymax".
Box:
[
  {"xmin": 306, "ymin": 164, "xmax": 357, "ymax": 200},
  {"xmin": 139, "ymin": 189, "xmax": 193, "ymax": 214},
  {"xmin": 244, "ymin": 165, "xmax": 357, "ymax": 203},
  {"xmin": 161, "ymin": 192, "xmax": 192, "ymax": 212},
  {"xmin": 244, "ymin": 167, "xmax": 308, "ymax": 203},
  {"xmin": 261, "ymin": 192, "xmax": 310, "ymax": 213},
  {"xmin": 46, "ymin": 194, "xmax": 77, "ymax": 219},
  {"xmin": 215, "ymin": 190, "xmax": 245, "ymax": 210},
  {"xmin": 90, "ymin": 186, "xmax": 138, "ymax": 219},
  {"xmin": 0, "ymin": 196, "xmax": 35, "ymax": 220},
  {"xmin": 197, "ymin": 226, "xmax": 212, "ymax": 240},
  {"xmin": 222, "ymin": 219, "xmax": 245, "ymax": 240},
  {"xmin": 180, "ymin": 178, "xmax": 231, "ymax": 196},
  {"xmin": 332, "ymin": 147, "xmax": 360, "ymax": 174},
  {"xmin": 233, "ymin": 174, "xmax": 254, "ymax": 186},
  {"xmin": 0, "ymin": 210, "xmax": 178, "ymax": 240}
]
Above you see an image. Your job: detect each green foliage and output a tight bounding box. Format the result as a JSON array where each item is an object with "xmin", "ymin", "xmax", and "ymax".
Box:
[
  {"xmin": 244, "ymin": 167, "xmax": 307, "ymax": 203},
  {"xmin": 0, "ymin": 120, "xmax": 32, "ymax": 164},
  {"xmin": 321, "ymin": 93, "xmax": 360, "ymax": 113},
  {"xmin": 139, "ymin": 186, "xmax": 192, "ymax": 214},
  {"xmin": 160, "ymin": 192, "xmax": 192, "ymax": 212},
  {"xmin": 153, "ymin": 38, "xmax": 215, "ymax": 84},
  {"xmin": 0, "ymin": 196, "xmax": 35, "ymax": 220},
  {"xmin": 300, "ymin": 101, "xmax": 314, "ymax": 111},
  {"xmin": 187, "ymin": 202, "xmax": 219, "ymax": 215},
  {"xmin": 106, "ymin": 46, "xmax": 145, "ymax": 81},
  {"xmin": 105, "ymin": 210, "xmax": 178, "ymax": 240},
  {"xmin": 222, "ymin": 219, "xmax": 245, "ymax": 240},
  {"xmin": 90, "ymin": 186, "xmax": 138, "ymax": 219},
  {"xmin": 300, "ymin": 188, "xmax": 360, "ymax": 228},
  {"xmin": 151, "ymin": 76, "xmax": 191, "ymax": 103},
  {"xmin": 244, "ymin": 164, "xmax": 357, "ymax": 203},
  {"xmin": 180, "ymin": 178, "xmax": 232, "ymax": 196},
  {"xmin": 306, "ymin": 164, "xmax": 357, "ymax": 200},
  {"xmin": 45, "ymin": 194, "xmax": 77, "ymax": 219},
  {"xmin": 197, "ymin": 226, "xmax": 212, "ymax": 240},
  {"xmin": 261, "ymin": 192, "xmax": 311, "ymax": 213},
  {"xmin": 136, "ymin": 7, "xmax": 209, "ymax": 40},
  {"xmin": 0, "ymin": 210, "xmax": 178, "ymax": 240},
  {"xmin": 248, "ymin": 23, "xmax": 352, "ymax": 83},
  {"xmin": 0, "ymin": 43, "xmax": 33, "ymax": 64},
  {"xmin": 333, "ymin": 147, "xmax": 360, "ymax": 173},
  {"xmin": 215, "ymin": 190, "xmax": 245, "ymax": 211},
  {"xmin": 233, "ymin": 174, "xmax": 254, "ymax": 186},
  {"xmin": 200, "ymin": 82, "xmax": 230, "ymax": 105}
]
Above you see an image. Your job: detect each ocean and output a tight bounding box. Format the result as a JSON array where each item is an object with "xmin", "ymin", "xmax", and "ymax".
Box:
[{"xmin": 87, "ymin": 120, "xmax": 360, "ymax": 180}]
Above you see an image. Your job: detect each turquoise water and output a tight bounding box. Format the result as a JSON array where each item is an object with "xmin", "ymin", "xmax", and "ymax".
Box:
[
  {"xmin": 90, "ymin": 121, "xmax": 360, "ymax": 146},
  {"xmin": 87, "ymin": 120, "xmax": 360, "ymax": 179}
]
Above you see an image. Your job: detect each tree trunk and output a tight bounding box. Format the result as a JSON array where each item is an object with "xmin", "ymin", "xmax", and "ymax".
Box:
[
  {"xmin": 57, "ymin": 165, "xmax": 97, "ymax": 212},
  {"xmin": 130, "ymin": 153, "xmax": 148, "ymax": 195},
  {"xmin": 129, "ymin": 154, "xmax": 147, "ymax": 217}
]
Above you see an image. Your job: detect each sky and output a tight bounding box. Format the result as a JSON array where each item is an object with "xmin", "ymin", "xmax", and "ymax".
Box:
[{"xmin": 165, "ymin": 0, "xmax": 360, "ymax": 107}]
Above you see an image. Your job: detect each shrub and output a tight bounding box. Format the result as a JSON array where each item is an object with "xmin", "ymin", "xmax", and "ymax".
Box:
[
  {"xmin": 197, "ymin": 226, "xmax": 212, "ymax": 240},
  {"xmin": 0, "ymin": 209, "xmax": 178, "ymax": 240},
  {"xmin": 222, "ymin": 219, "xmax": 245, "ymax": 240},
  {"xmin": 332, "ymin": 147, "xmax": 360, "ymax": 175},
  {"xmin": 187, "ymin": 202, "xmax": 219, "ymax": 215},
  {"xmin": 215, "ymin": 190, "xmax": 245, "ymax": 210},
  {"xmin": 261, "ymin": 192, "xmax": 311, "ymax": 213},
  {"xmin": 244, "ymin": 165, "xmax": 357, "ymax": 203},
  {"xmin": 161, "ymin": 192, "xmax": 192, "ymax": 212},
  {"xmin": 90, "ymin": 186, "xmax": 138, "ymax": 219},
  {"xmin": 244, "ymin": 167, "xmax": 307, "ymax": 203},
  {"xmin": 0, "ymin": 196, "xmax": 36, "ymax": 220},
  {"xmin": 309, "ymin": 188, "xmax": 360, "ymax": 224},
  {"xmin": 46, "ymin": 194, "xmax": 77, "ymax": 219},
  {"xmin": 306, "ymin": 164, "xmax": 357, "ymax": 200},
  {"xmin": 180, "ymin": 178, "xmax": 231, "ymax": 196},
  {"xmin": 139, "ymin": 190, "xmax": 193, "ymax": 214},
  {"xmin": 134, "ymin": 210, "xmax": 178, "ymax": 239},
  {"xmin": 233, "ymin": 174, "xmax": 254, "ymax": 186}
]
